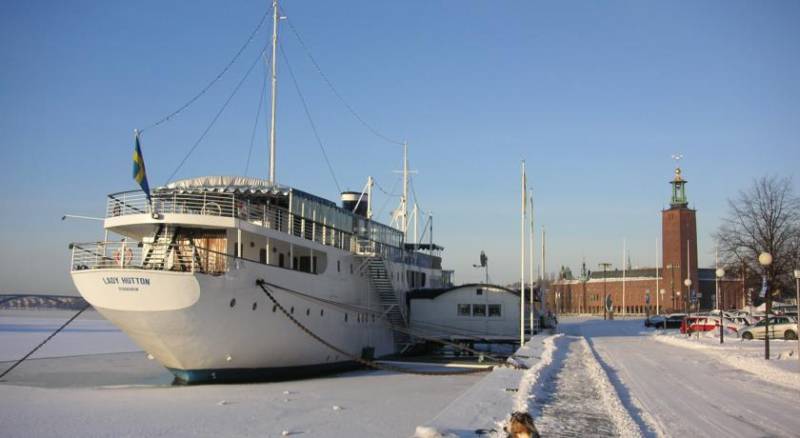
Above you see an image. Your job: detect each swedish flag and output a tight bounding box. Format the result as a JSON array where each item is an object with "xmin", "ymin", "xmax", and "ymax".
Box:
[{"xmin": 132, "ymin": 132, "xmax": 151, "ymax": 201}]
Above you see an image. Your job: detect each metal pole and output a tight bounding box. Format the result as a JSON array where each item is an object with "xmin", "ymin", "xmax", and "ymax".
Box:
[
  {"xmin": 656, "ymin": 237, "xmax": 660, "ymax": 315},
  {"xmin": 529, "ymin": 189, "xmax": 535, "ymax": 332},
  {"xmin": 268, "ymin": 0, "xmax": 279, "ymax": 184},
  {"xmin": 765, "ymin": 269, "xmax": 770, "ymax": 360},
  {"xmin": 795, "ymin": 273, "xmax": 799, "ymax": 362},
  {"xmin": 716, "ymin": 248, "xmax": 724, "ymax": 344},
  {"xmin": 519, "ymin": 161, "xmax": 526, "ymax": 346},
  {"xmin": 622, "ymin": 238, "xmax": 626, "ymax": 316}
]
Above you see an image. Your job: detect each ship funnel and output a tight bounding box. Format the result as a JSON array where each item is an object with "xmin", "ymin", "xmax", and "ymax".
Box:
[{"xmin": 341, "ymin": 192, "xmax": 368, "ymax": 217}]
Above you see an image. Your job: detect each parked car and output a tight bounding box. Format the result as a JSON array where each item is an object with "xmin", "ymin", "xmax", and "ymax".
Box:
[
  {"xmin": 680, "ymin": 316, "xmax": 739, "ymax": 334},
  {"xmin": 740, "ymin": 316, "xmax": 798, "ymax": 340},
  {"xmin": 644, "ymin": 315, "xmax": 666, "ymax": 327},
  {"xmin": 662, "ymin": 313, "xmax": 687, "ymax": 329}
]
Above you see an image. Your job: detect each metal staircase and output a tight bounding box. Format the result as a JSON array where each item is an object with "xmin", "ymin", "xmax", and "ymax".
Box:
[
  {"xmin": 143, "ymin": 225, "xmax": 177, "ymax": 269},
  {"xmin": 356, "ymin": 240, "xmax": 411, "ymax": 350}
]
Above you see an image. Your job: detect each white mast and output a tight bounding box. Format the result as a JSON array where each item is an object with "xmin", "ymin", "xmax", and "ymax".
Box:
[
  {"xmin": 520, "ymin": 161, "xmax": 526, "ymax": 346},
  {"xmin": 401, "ymin": 141, "xmax": 409, "ymax": 241},
  {"xmin": 529, "ymin": 188, "xmax": 535, "ymax": 333},
  {"xmin": 366, "ymin": 176, "xmax": 373, "ymax": 220},
  {"xmin": 268, "ymin": 0, "xmax": 280, "ymax": 184}
]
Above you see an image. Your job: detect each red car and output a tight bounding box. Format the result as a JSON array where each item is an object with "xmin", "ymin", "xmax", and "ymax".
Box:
[{"xmin": 680, "ymin": 316, "xmax": 739, "ymax": 334}]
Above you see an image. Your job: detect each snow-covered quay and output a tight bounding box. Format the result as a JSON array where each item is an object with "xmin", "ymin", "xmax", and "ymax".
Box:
[{"xmin": 2, "ymin": 312, "xmax": 800, "ymax": 437}]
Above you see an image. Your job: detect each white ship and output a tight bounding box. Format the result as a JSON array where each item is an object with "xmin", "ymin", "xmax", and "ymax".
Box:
[{"xmin": 69, "ymin": 1, "xmax": 450, "ymax": 383}]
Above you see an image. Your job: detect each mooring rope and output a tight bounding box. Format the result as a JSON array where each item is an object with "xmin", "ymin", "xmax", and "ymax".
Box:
[
  {"xmin": 256, "ymin": 279, "xmax": 499, "ymax": 376},
  {"xmin": 0, "ymin": 303, "xmax": 92, "ymax": 380},
  {"xmin": 259, "ymin": 279, "xmax": 515, "ymax": 366}
]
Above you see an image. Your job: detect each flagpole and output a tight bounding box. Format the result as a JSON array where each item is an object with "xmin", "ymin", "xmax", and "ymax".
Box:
[
  {"xmin": 520, "ymin": 161, "xmax": 526, "ymax": 347},
  {"xmin": 529, "ymin": 188, "xmax": 535, "ymax": 334}
]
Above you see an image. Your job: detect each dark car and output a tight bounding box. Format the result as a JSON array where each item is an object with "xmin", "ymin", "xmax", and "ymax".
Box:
[
  {"xmin": 644, "ymin": 315, "xmax": 666, "ymax": 327},
  {"xmin": 661, "ymin": 313, "xmax": 687, "ymax": 329}
]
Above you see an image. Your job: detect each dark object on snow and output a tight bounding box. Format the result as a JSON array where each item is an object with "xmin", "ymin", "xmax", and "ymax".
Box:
[{"xmin": 505, "ymin": 411, "xmax": 540, "ymax": 438}]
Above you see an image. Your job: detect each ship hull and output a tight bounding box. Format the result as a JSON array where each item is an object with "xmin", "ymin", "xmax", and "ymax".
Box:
[{"xmin": 71, "ymin": 258, "xmax": 396, "ymax": 383}]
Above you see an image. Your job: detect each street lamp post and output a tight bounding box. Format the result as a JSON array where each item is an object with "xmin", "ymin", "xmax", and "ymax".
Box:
[
  {"xmin": 794, "ymin": 269, "xmax": 799, "ymax": 362},
  {"xmin": 759, "ymin": 252, "xmax": 773, "ymax": 360},
  {"xmin": 659, "ymin": 289, "xmax": 666, "ymax": 329},
  {"xmin": 684, "ymin": 278, "xmax": 692, "ymax": 336},
  {"xmin": 716, "ymin": 267, "xmax": 726, "ymax": 344},
  {"xmin": 599, "ymin": 262, "xmax": 612, "ymax": 320}
]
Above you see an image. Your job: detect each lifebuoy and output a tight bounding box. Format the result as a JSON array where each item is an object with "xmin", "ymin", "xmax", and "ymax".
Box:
[{"xmin": 113, "ymin": 247, "xmax": 134, "ymax": 266}]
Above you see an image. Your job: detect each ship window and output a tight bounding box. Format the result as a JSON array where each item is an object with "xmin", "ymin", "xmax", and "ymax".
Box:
[
  {"xmin": 259, "ymin": 249, "xmax": 267, "ymax": 264},
  {"xmin": 472, "ymin": 304, "xmax": 486, "ymax": 317},
  {"xmin": 229, "ymin": 298, "xmax": 236, "ymax": 308},
  {"xmin": 306, "ymin": 308, "xmax": 310, "ymax": 316},
  {"xmin": 279, "ymin": 253, "xmax": 285, "ymax": 268},
  {"xmin": 458, "ymin": 304, "xmax": 471, "ymax": 316},
  {"xmin": 273, "ymin": 305, "xmax": 277, "ymax": 312},
  {"xmin": 337, "ymin": 260, "xmax": 341, "ymax": 272},
  {"xmin": 476, "ymin": 288, "xmax": 483, "ymax": 295},
  {"xmin": 252, "ymin": 302, "xmax": 258, "ymax": 311},
  {"xmin": 345, "ymin": 313, "xmax": 348, "ymax": 322},
  {"xmin": 488, "ymin": 304, "xmax": 501, "ymax": 317},
  {"xmin": 320, "ymin": 309, "xmax": 324, "ymax": 317},
  {"xmin": 350, "ymin": 264, "xmax": 353, "ymax": 274},
  {"xmin": 290, "ymin": 306, "xmax": 294, "ymax": 314},
  {"xmin": 250, "ymin": 241, "xmax": 255, "ymax": 248}
]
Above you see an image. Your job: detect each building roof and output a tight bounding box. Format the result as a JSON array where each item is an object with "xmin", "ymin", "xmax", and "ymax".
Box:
[{"xmin": 407, "ymin": 283, "xmax": 519, "ymax": 302}]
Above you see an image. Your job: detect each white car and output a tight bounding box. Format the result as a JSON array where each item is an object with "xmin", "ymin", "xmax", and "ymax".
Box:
[{"xmin": 740, "ymin": 316, "xmax": 798, "ymax": 340}]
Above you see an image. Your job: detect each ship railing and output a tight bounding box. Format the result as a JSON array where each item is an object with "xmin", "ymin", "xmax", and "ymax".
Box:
[
  {"xmin": 106, "ymin": 191, "xmax": 238, "ymax": 219},
  {"xmin": 70, "ymin": 241, "xmax": 228, "ymax": 275}
]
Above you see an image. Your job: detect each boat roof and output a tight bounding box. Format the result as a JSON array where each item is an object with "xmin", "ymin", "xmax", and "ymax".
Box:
[{"xmin": 156, "ymin": 176, "xmax": 337, "ymax": 207}]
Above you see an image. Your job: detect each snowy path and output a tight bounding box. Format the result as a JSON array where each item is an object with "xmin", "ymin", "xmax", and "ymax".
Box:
[
  {"xmin": 532, "ymin": 336, "xmax": 619, "ymax": 437},
  {"xmin": 563, "ymin": 318, "xmax": 800, "ymax": 438}
]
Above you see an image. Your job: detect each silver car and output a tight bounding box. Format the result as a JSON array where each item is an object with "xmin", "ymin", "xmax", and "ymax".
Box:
[{"xmin": 740, "ymin": 316, "xmax": 798, "ymax": 340}]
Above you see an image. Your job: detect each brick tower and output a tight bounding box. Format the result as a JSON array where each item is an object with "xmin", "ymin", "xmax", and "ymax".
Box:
[{"xmin": 661, "ymin": 167, "xmax": 698, "ymax": 313}]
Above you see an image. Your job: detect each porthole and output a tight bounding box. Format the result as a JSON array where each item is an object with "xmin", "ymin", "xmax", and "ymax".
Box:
[
  {"xmin": 252, "ymin": 302, "xmax": 257, "ymax": 311},
  {"xmin": 250, "ymin": 241, "xmax": 255, "ymax": 248},
  {"xmin": 229, "ymin": 299, "xmax": 236, "ymax": 308}
]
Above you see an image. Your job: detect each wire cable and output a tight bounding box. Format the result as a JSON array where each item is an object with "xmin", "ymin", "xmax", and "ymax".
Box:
[
  {"xmin": 280, "ymin": 6, "xmax": 405, "ymax": 146},
  {"xmin": 278, "ymin": 41, "xmax": 342, "ymax": 193},
  {"xmin": 165, "ymin": 42, "xmax": 269, "ymax": 184},
  {"xmin": 245, "ymin": 53, "xmax": 271, "ymax": 176},
  {"xmin": 140, "ymin": 6, "xmax": 272, "ymax": 132}
]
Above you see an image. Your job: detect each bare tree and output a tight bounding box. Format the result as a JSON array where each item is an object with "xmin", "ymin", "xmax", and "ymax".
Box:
[{"xmin": 715, "ymin": 176, "xmax": 800, "ymax": 301}]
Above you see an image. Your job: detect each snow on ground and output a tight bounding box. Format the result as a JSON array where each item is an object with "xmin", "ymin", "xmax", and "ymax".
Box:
[
  {"xmin": 563, "ymin": 317, "xmax": 800, "ymax": 437},
  {"xmin": 0, "ymin": 311, "xmax": 483, "ymax": 437},
  {"xmin": 650, "ymin": 329, "xmax": 800, "ymax": 391},
  {"xmin": 531, "ymin": 335, "xmax": 642, "ymax": 437},
  {"xmin": 0, "ymin": 310, "xmax": 140, "ymax": 361},
  {"xmin": 415, "ymin": 333, "xmax": 558, "ymax": 437}
]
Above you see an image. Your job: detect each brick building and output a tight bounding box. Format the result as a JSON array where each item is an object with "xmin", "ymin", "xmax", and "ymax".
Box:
[{"xmin": 550, "ymin": 167, "xmax": 744, "ymax": 315}]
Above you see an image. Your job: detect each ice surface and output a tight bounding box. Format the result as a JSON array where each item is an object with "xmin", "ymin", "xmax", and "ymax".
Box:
[{"xmin": 0, "ymin": 312, "xmax": 483, "ymax": 437}]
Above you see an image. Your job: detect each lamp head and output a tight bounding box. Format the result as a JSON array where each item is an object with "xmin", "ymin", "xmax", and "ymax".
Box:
[
  {"xmin": 715, "ymin": 268, "xmax": 725, "ymax": 279},
  {"xmin": 684, "ymin": 278, "xmax": 692, "ymax": 287},
  {"xmin": 758, "ymin": 252, "xmax": 773, "ymax": 267}
]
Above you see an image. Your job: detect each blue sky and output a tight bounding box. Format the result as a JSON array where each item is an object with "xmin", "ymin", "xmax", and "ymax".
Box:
[{"xmin": 1, "ymin": 1, "xmax": 799, "ymax": 293}]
